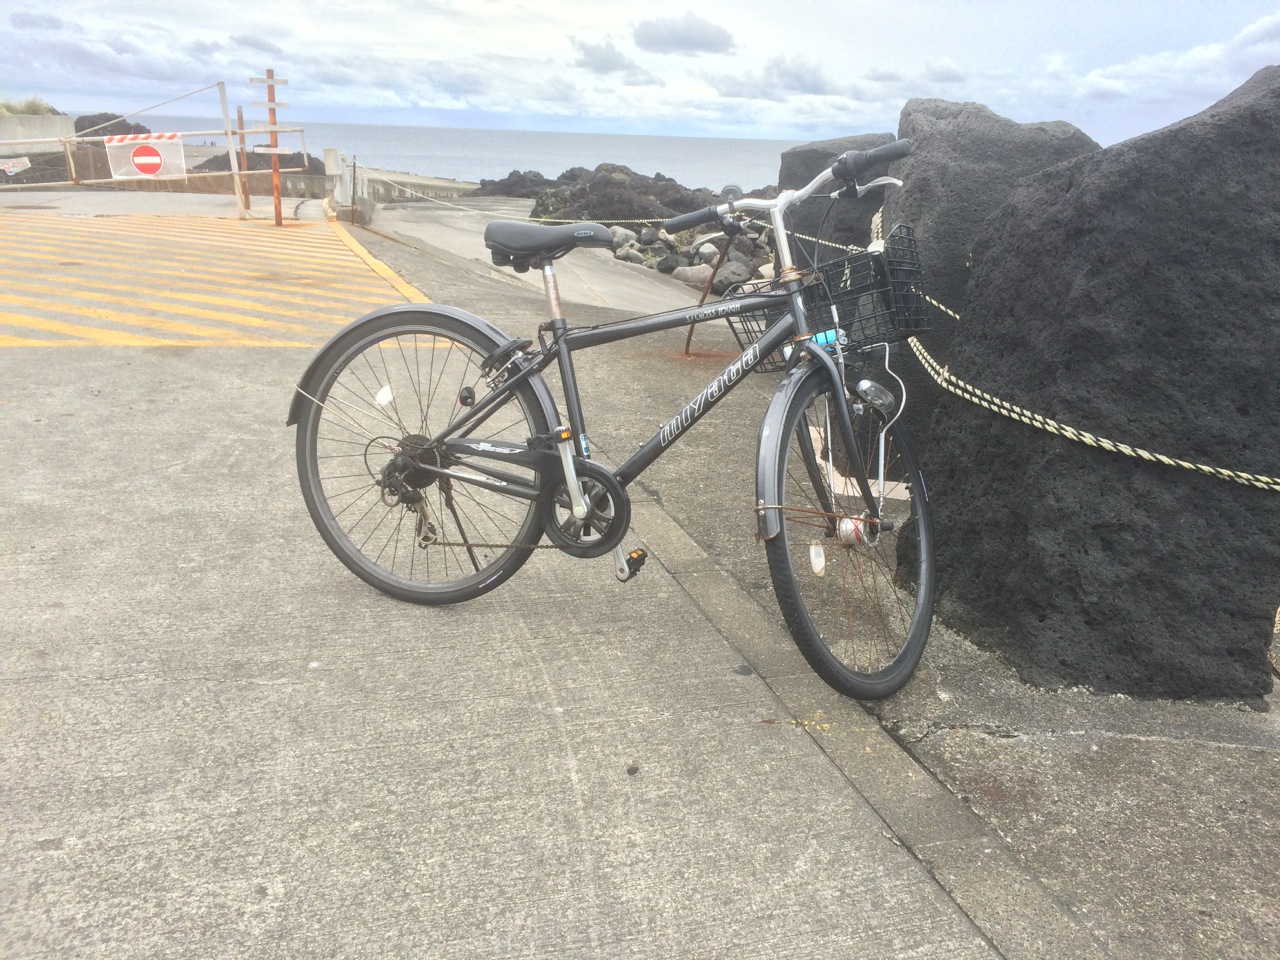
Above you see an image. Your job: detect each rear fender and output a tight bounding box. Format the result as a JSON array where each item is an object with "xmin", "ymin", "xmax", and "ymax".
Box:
[{"xmin": 285, "ymin": 302, "xmax": 557, "ymax": 429}]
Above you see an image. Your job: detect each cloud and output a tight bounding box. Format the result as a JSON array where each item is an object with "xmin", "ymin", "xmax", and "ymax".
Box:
[
  {"xmin": 232, "ymin": 35, "xmax": 284, "ymax": 56},
  {"xmin": 1027, "ymin": 10, "xmax": 1280, "ymax": 112},
  {"xmin": 10, "ymin": 12, "xmax": 67, "ymax": 30},
  {"xmin": 633, "ymin": 13, "xmax": 734, "ymax": 56},
  {"xmin": 107, "ymin": 38, "xmax": 143, "ymax": 56},
  {"xmin": 924, "ymin": 59, "xmax": 966, "ymax": 84},
  {"xmin": 865, "ymin": 68, "xmax": 906, "ymax": 84},
  {"xmin": 186, "ymin": 39, "xmax": 224, "ymax": 57},
  {"xmin": 1233, "ymin": 10, "xmax": 1280, "ymax": 50},
  {"xmin": 713, "ymin": 56, "xmax": 840, "ymax": 100},
  {"xmin": 569, "ymin": 37, "xmax": 661, "ymax": 86}
]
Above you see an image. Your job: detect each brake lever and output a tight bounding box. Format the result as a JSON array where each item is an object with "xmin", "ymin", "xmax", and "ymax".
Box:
[{"xmin": 831, "ymin": 176, "xmax": 904, "ymax": 200}]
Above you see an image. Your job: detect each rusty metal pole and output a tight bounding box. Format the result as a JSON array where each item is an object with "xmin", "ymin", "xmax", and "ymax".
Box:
[
  {"xmin": 236, "ymin": 106, "xmax": 251, "ymax": 210},
  {"xmin": 266, "ymin": 69, "xmax": 282, "ymax": 226},
  {"xmin": 684, "ymin": 240, "xmax": 731, "ymax": 354}
]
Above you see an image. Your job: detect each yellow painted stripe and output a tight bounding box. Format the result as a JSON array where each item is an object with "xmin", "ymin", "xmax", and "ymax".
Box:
[
  {"xmin": 1, "ymin": 275, "xmax": 362, "ymax": 323},
  {"xmin": 0, "ymin": 313, "xmax": 181, "ymax": 346},
  {"xmin": 0, "ymin": 295, "xmax": 308, "ymax": 344},
  {"xmin": 0, "ymin": 234, "xmax": 373, "ymax": 280},
  {"xmin": 2, "ymin": 280, "xmax": 343, "ymax": 336},
  {"xmin": 0, "ymin": 245, "xmax": 400, "ymax": 300},
  {"xmin": 0, "ymin": 335, "xmax": 98, "ymax": 346},
  {"xmin": 0, "ymin": 211, "xmax": 430, "ymax": 347},
  {"xmin": 326, "ymin": 218, "xmax": 430, "ymax": 303}
]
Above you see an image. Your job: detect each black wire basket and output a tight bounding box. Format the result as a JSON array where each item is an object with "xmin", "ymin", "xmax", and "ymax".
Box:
[
  {"xmin": 722, "ymin": 223, "xmax": 926, "ymax": 370},
  {"xmin": 804, "ymin": 223, "xmax": 926, "ymax": 349},
  {"xmin": 722, "ymin": 278, "xmax": 791, "ymax": 372}
]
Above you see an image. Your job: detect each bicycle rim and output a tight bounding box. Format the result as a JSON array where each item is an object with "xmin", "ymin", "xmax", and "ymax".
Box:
[
  {"xmin": 766, "ymin": 373, "xmax": 934, "ymax": 698},
  {"xmin": 298, "ymin": 320, "xmax": 547, "ymax": 604}
]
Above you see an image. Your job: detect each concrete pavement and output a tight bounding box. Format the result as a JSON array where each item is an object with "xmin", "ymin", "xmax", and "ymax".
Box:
[
  {"xmin": 363, "ymin": 194, "xmax": 1280, "ymax": 960},
  {"xmin": 2, "ymin": 186, "xmax": 1276, "ymax": 959},
  {"xmin": 2, "ymin": 189, "xmax": 995, "ymax": 957}
]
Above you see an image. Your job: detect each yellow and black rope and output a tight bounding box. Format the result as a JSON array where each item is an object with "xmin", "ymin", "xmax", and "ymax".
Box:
[{"xmin": 905, "ymin": 298, "xmax": 1280, "ymax": 493}]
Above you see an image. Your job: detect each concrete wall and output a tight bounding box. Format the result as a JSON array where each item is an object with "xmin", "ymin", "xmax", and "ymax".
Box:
[{"xmin": 0, "ymin": 115, "xmax": 75, "ymax": 153}]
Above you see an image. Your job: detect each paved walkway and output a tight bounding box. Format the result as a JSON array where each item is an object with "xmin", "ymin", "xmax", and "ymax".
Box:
[
  {"xmin": 2, "ymin": 187, "xmax": 1275, "ymax": 960},
  {"xmin": 2, "ymin": 189, "xmax": 998, "ymax": 958}
]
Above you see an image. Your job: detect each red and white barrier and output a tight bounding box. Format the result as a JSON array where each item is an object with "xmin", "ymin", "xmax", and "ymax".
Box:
[{"xmin": 104, "ymin": 132, "xmax": 186, "ymax": 179}]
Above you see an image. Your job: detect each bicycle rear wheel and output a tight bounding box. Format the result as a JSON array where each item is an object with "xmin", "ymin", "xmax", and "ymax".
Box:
[
  {"xmin": 295, "ymin": 313, "xmax": 550, "ymax": 605},
  {"xmin": 764, "ymin": 368, "xmax": 934, "ymax": 699}
]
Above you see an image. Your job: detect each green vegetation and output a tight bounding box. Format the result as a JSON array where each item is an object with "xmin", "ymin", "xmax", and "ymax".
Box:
[{"xmin": 0, "ymin": 97, "xmax": 63, "ymax": 117}]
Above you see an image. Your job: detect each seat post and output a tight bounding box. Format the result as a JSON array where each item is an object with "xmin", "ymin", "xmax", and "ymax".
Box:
[{"xmin": 540, "ymin": 263, "xmax": 565, "ymax": 321}]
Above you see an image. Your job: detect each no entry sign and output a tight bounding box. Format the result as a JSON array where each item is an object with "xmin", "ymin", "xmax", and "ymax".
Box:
[
  {"xmin": 130, "ymin": 144, "xmax": 164, "ymax": 176},
  {"xmin": 104, "ymin": 133, "xmax": 186, "ymax": 180}
]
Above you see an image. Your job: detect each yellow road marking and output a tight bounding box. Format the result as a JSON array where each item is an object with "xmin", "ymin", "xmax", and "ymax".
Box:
[
  {"xmin": 0, "ymin": 211, "xmax": 430, "ymax": 347},
  {"xmin": 0, "ymin": 247, "xmax": 395, "ymax": 303},
  {"xmin": 0, "ymin": 295, "xmax": 307, "ymax": 344},
  {"xmin": 0, "ymin": 312, "xmax": 184, "ymax": 346},
  {"xmin": 327, "ymin": 218, "xmax": 431, "ymax": 303},
  {"xmin": 0, "ymin": 270, "xmax": 377, "ymax": 316},
  {"xmin": 1, "ymin": 281, "xmax": 343, "ymax": 336}
]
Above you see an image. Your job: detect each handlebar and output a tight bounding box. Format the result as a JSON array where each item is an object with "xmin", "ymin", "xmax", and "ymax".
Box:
[
  {"xmin": 663, "ymin": 204, "xmax": 723, "ymax": 234},
  {"xmin": 831, "ymin": 138, "xmax": 914, "ymax": 184},
  {"xmin": 661, "ymin": 138, "xmax": 913, "ymax": 234}
]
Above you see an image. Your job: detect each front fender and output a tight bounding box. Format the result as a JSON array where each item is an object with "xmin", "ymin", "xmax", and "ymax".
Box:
[
  {"xmin": 755, "ymin": 361, "xmax": 828, "ymax": 540},
  {"xmin": 285, "ymin": 302, "xmax": 558, "ymax": 430}
]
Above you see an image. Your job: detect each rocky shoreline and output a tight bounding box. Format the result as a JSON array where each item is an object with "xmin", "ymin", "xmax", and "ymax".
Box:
[{"xmin": 474, "ymin": 163, "xmax": 780, "ymax": 294}]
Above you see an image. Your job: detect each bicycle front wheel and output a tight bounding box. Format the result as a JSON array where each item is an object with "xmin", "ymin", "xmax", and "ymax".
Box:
[
  {"xmin": 764, "ymin": 368, "xmax": 935, "ymax": 699},
  {"xmin": 295, "ymin": 313, "xmax": 550, "ymax": 605}
]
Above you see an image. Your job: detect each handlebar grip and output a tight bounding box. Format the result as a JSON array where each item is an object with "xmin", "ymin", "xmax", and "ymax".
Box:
[
  {"xmin": 832, "ymin": 138, "xmax": 914, "ymax": 183},
  {"xmin": 663, "ymin": 205, "xmax": 722, "ymax": 233}
]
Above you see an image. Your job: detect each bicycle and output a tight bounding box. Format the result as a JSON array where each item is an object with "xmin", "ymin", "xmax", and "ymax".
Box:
[{"xmin": 287, "ymin": 138, "xmax": 935, "ymax": 700}]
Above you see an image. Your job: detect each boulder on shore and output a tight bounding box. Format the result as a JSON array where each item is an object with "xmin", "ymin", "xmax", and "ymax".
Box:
[
  {"xmin": 472, "ymin": 170, "xmax": 552, "ymax": 199},
  {"xmin": 881, "ymin": 100, "xmax": 1100, "ymax": 450},
  {"xmin": 924, "ymin": 67, "xmax": 1280, "ymax": 698},
  {"xmin": 528, "ymin": 163, "xmax": 718, "ymax": 225},
  {"xmin": 777, "ymin": 133, "xmax": 896, "ymax": 261}
]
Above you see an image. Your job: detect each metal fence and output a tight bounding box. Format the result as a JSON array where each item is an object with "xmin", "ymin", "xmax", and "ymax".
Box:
[{"xmin": 0, "ymin": 132, "xmax": 331, "ymax": 196}]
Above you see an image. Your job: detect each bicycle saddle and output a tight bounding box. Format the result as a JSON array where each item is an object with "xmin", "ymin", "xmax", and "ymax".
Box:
[{"xmin": 485, "ymin": 220, "xmax": 613, "ymax": 272}]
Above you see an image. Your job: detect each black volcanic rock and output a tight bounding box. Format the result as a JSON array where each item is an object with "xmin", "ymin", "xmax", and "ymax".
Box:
[
  {"xmin": 472, "ymin": 170, "xmax": 553, "ymax": 199},
  {"xmin": 74, "ymin": 113, "xmax": 150, "ymax": 136},
  {"xmin": 924, "ymin": 67, "xmax": 1280, "ymax": 698},
  {"xmin": 528, "ymin": 163, "xmax": 716, "ymax": 226},
  {"xmin": 882, "ymin": 100, "xmax": 1100, "ymax": 449},
  {"xmin": 193, "ymin": 151, "xmax": 325, "ymax": 174},
  {"xmin": 777, "ymin": 133, "xmax": 896, "ymax": 264}
]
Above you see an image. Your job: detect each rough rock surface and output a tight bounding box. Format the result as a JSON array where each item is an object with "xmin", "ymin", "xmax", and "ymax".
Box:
[
  {"xmin": 881, "ymin": 101, "xmax": 1099, "ymax": 447},
  {"xmin": 924, "ymin": 67, "xmax": 1280, "ymax": 698},
  {"xmin": 777, "ymin": 133, "xmax": 895, "ymax": 264},
  {"xmin": 193, "ymin": 152, "xmax": 326, "ymax": 175},
  {"xmin": 471, "ymin": 169, "xmax": 553, "ymax": 199},
  {"xmin": 527, "ymin": 163, "xmax": 717, "ymax": 225}
]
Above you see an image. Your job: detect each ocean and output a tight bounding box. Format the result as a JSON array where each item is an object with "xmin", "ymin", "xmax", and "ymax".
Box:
[{"xmin": 145, "ymin": 115, "xmax": 803, "ymax": 192}]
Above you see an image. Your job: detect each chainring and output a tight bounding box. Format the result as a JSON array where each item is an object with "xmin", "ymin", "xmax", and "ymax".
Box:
[{"xmin": 539, "ymin": 459, "xmax": 630, "ymax": 559}]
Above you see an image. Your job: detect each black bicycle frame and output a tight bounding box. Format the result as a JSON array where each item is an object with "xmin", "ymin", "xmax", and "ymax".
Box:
[{"xmin": 427, "ymin": 283, "xmax": 878, "ymax": 518}]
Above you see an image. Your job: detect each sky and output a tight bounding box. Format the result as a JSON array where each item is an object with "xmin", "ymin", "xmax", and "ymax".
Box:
[{"xmin": 2, "ymin": 1, "xmax": 1278, "ymax": 145}]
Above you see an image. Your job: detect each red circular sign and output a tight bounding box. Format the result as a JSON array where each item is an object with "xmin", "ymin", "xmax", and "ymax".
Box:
[{"xmin": 130, "ymin": 144, "xmax": 163, "ymax": 176}]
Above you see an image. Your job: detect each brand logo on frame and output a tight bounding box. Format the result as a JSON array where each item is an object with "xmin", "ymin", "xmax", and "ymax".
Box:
[{"xmin": 658, "ymin": 344, "xmax": 762, "ymax": 447}]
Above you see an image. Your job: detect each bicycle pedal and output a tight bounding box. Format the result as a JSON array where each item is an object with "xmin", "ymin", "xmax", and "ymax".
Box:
[{"xmin": 613, "ymin": 546, "xmax": 648, "ymax": 582}]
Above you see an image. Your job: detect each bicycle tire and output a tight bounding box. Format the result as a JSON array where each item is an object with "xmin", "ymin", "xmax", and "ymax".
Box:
[
  {"xmin": 764, "ymin": 367, "xmax": 935, "ymax": 699},
  {"xmin": 295, "ymin": 313, "xmax": 550, "ymax": 604}
]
